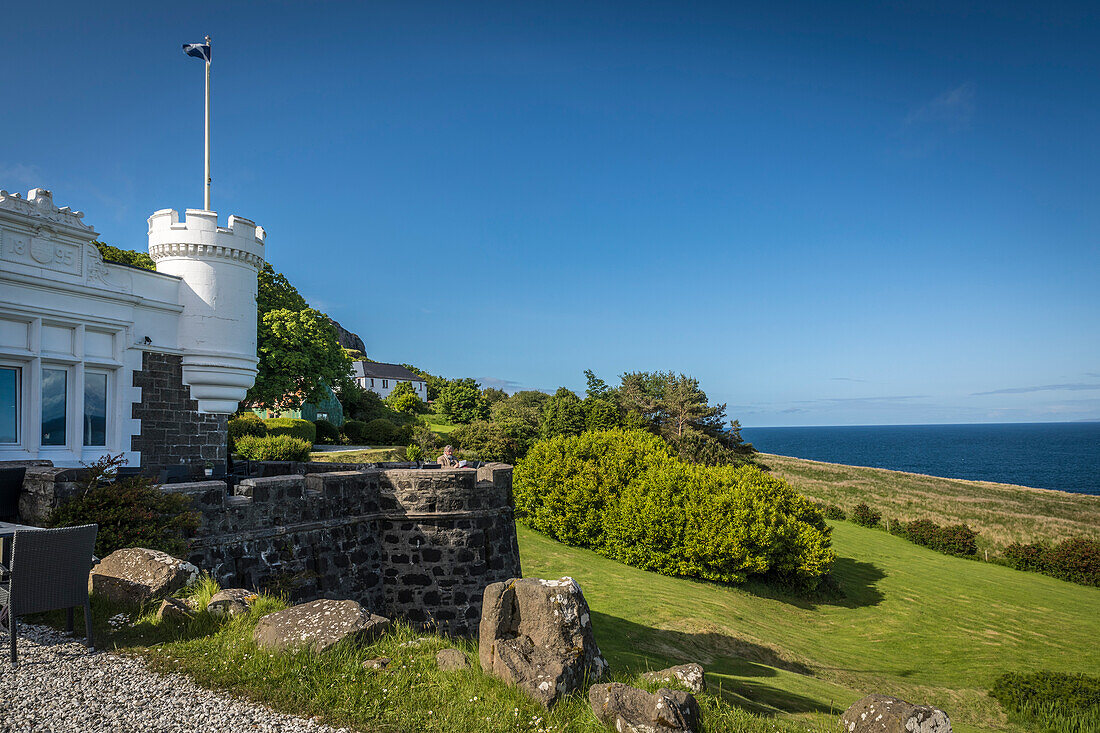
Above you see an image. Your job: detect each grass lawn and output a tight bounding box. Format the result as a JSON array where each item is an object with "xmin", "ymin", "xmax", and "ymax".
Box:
[
  {"xmin": 422, "ymin": 411, "xmax": 458, "ymax": 438},
  {"xmin": 518, "ymin": 521, "xmax": 1100, "ymax": 733},
  {"xmin": 311, "ymin": 447, "xmax": 407, "ymax": 463},
  {"xmin": 759, "ymin": 453, "xmax": 1100, "ymax": 550}
]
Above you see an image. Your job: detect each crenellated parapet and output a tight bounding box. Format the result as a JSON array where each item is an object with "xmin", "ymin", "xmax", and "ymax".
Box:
[{"xmin": 147, "ymin": 208, "xmax": 265, "ymax": 268}]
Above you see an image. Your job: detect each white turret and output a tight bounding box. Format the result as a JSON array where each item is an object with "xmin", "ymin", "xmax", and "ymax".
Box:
[{"xmin": 147, "ymin": 208, "xmax": 265, "ymax": 413}]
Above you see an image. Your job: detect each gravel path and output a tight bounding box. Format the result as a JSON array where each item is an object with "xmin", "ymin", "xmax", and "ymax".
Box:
[{"xmin": 0, "ymin": 623, "xmax": 352, "ymax": 733}]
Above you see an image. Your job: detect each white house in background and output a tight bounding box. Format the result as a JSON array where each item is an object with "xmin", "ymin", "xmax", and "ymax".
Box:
[
  {"xmin": 351, "ymin": 361, "xmax": 426, "ymax": 400},
  {"xmin": 0, "ymin": 187, "xmax": 264, "ymax": 470}
]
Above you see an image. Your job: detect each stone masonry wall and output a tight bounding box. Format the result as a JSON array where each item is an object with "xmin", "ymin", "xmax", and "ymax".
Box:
[
  {"xmin": 131, "ymin": 352, "xmax": 228, "ymax": 474},
  {"xmin": 168, "ymin": 464, "xmax": 522, "ymax": 636}
]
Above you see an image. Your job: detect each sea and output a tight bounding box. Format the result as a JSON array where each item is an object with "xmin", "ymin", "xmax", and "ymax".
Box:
[{"xmin": 740, "ymin": 422, "xmax": 1100, "ymax": 496}]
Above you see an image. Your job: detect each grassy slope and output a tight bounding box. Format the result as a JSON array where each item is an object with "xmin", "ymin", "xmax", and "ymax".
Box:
[
  {"xmin": 759, "ymin": 453, "xmax": 1100, "ymax": 550},
  {"xmin": 518, "ymin": 522, "xmax": 1100, "ymax": 733},
  {"xmin": 311, "ymin": 447, "xmax": 407, "ymax": 462}
]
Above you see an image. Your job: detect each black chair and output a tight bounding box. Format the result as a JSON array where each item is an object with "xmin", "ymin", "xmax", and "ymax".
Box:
[
  {"xmin": 0, "ymin": 524, "xmax": 98, "ymax": 665},
  {"xmin": 0, "ymin": 467, "xmax": 26, "ymax": 522},
  {"xmin": 156, "ymin": 465, "xmax": 192, "ymax": 484}
]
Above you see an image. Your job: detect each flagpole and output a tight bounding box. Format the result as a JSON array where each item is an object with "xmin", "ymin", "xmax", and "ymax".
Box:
[{"xmin": 204, "ymin": 35, "xmax": 211, "ymax": 211}]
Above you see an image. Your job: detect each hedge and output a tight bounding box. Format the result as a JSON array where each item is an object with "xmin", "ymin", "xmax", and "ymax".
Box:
[
  {"xmin": 514, "ymin": 429, "xmax": 834, "ymax": 588},
  {"xmin": 228, "ymin": 414, "xmax": 267, "ymax": 451},
  {"xmin": 263, "ymin": 417, "xmax": 316, "ymax": 444},
  {"xmin": 1003, "ymin": 537, "xmax": 1100, "ymax": 587},
  {"xmin": 234, "ymin": 435, "xmax": 312, "ymax": 462},
  {"xmin": 314, "ymin": 419, "xmax": 340, "ymax": 445}
]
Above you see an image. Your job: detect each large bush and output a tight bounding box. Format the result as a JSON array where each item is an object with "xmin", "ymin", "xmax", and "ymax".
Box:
[
  {"xmin": 47, "ymin": 455, "xmax": 199, "ymax": 558},
  {"xmin": 341, "ymin": 419, "xmax": 368, "ymax": 444},
  {"xmin": 228, "ymin": 413, "xmax": 267, "ymax": 452},
  {"xmin": 515, "ymin": 430, "xmax": 834, "ymax": 588},
  {"xmin": 851, "ymin": 503, "xmax": 881, "ymax": 528},
  {"xmin": 263, "ymin": 417, "xmax": 316, "ymax": 444},
  {"xmin": 452, "ymin": 420, "xmax": 521, "ymax": 464},
  {"xmin": 604, "ymin": 463, "xmax": 833, "ymax": 587},
  {"xmin": 313, "ymin": 419, "xmax": 340, "ymax": 445},
  {"xmin": 515, "ymin": 429, "xmax": 674, "ymax": 548},
  {"xmin": 234, "ymin": 435, "xmax": 312, "ymax": 462},
  {"xmin": 1004, "ymin": 538, "xmax": 1100, "ymax": 587},
  {"xmin": 929, "ymin": 523, "xmax": 978, "ymax": 556},
  {"xmin": 363, "ymin": 418, "xmax": 398, "ymax": 445}
]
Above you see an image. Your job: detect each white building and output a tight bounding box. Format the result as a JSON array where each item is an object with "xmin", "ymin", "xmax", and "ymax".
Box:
[
  {"xmin": 0, "ymin": 188, "xmax": 264, "ymax": 471},
  {"xmin": 351, "ymin": 361, "xmax": 427, "ymax": 400}
]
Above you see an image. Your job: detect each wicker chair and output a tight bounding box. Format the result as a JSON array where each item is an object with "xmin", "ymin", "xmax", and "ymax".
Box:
[{"xmin": 0, "ymin": 524, "xmax": 98, "ymax": 665}]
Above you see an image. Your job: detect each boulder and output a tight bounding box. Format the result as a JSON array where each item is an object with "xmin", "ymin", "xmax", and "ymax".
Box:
[
  {"xmin": 89, "ymin": 548, "xmax": 199, "ymax": 605},
  {"xmin": 642, "ymin": 663, "xmax": 706, "ymax": 694},
  {"xmin": 253, "ymin": 599, "xmax": 390, "ymax": 654},
  {"xmin": 207, "ymin": 588, "xmax": 255, "ymax": 618},
  {"xmin": 840, "ymin": 694, "xmax": 951, "ymax": 733},
  {"xmin": 436, "ymin": 648, "xmax": 470, "ymax": 671},
  {"xmin": 479, "ymin": 577, "xmax": 608, "ymax": 707},
  {"xmin": 589, "ymin": 682, "xmax": 700, "ymax": 733},
  {"xmin": 363, "ymin": 656, "xmax": 390, "ymax": 671},
  {"xmin": 156, "ymin": 597, "xmax": 193, "ymax": 623}
]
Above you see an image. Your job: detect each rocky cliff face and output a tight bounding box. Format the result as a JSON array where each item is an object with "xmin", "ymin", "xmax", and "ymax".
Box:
[{"xmin": 328, "ymin": 317, "xmax": 366, "ymax": 354}]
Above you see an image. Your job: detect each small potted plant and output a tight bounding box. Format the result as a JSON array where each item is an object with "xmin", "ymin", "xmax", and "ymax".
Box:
[{"xmin": 204, "ymin": 461, "xmax": 214, "ymax": 477}]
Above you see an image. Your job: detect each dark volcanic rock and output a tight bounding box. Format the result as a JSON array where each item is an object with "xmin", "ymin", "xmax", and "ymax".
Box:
[
  {"xmin": 589, "ymin": 682, "xmax": 700, "ymax": 733},
  {"xmin": 328, "ymin": 317, "xmax": 365, "ymax": 354},
  {"xmin": 840, "ymin": 694, "xmax": 952, "ymax": 733}
]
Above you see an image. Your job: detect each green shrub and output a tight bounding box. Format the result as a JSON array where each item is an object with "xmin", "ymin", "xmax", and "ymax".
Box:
[
  {"xmin": 341, "ymin": 419, "xmax": 369, "ymax": 444},
  {"xmin": 515, "ymin": 429, "xmax": 674, "ymax": 548},
  {"xmin": 604, "ymin": 462, "xmax": 833, "ymax": 588},
  {"xmin": 363, "ymin": 418, "xmax": 397, "ymax": 445},
  {"xmin": 452, "ymin": 420, "xmax": 522, "ymax": 464},
  {"xmin": 990, "ymin": 671, "xmax": 1100, "ymax": 733},
  {"xmin": 822, "ymin": 504, "xmax": 846, "ymax": 521},
  {"xmin": 47, "ymin": 455, "xmax": 199, "ymax": 558},
  {"xmin": 905, "ymin": 518, "xmax": 939, "ymax": 546},
  {"xmin": 930, "ymin": 523, "xmax": 978, "ymax": 556},
  {"xmin": 515, "ymin": 430, "xmax": 835, "ymax": 588},
  {"xmin": 1002, "ymin": 538, "xmax": 1100, "ymax": 587},
  {"xmin": 851, "ymin": 503, "xmax": 881, "ymax": 528},
  {"xmin": 313, "ymin": 419, "xmax": 340, "ymax": 445},
  {"xmin": 405, "ymin": 444, "xmax": 424, "ymax": 462},
  {"xmin": 411, "ymin": 424, "xmax": 441, "ymax": 455},
  {"xmin": 234, "ymin": 434, "xmax": 312, "ymax": 462},
  {"xmin": 228, "ymin": 414, "xmax": 267, "ymax": 452},
  {"xmin": 263, "ymin": 417, "xmax": 316, "ymax": 444}
]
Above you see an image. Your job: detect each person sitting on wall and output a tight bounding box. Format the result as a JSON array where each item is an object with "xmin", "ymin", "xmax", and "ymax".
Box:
[{"xmin": 438, "ymin": 445, "xmax": 459, "ymax": 468}]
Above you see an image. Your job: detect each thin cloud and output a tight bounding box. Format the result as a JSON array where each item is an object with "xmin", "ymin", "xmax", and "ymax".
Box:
[
  {"xmin": 972, "ymin": 383, "xmax": 1100, "ymax": 396},
  {"xmin": 904, "ymin": 82, "xmax": 976, "ymax": 130},
  {"xmin": 0, "ymin": 163, "xmax": 46, "ymax": 191},
  {"xmin": 830, "ymin": 377, "xmax": 868, "ymax": 383},
  {"xmin": 477, "ymin": 376, "xmax": 524, "ymax": 393},
  {"xmin": 793, "ymin": 395, "xmax": 929, "ymax": 404}
]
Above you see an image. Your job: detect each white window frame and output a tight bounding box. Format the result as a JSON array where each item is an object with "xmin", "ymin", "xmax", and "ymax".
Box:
[
  {"xmin": 0, "ymin": 362, "xmax": 22, "ymax": 446},
  {"xmin": 82, "ymin": 368, "xmax": 110, "ymax": 448}
]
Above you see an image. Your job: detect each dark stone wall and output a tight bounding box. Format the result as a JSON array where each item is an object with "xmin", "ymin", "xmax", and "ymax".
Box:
[
  {"xmin": 131, "ymin": 352, "xmax": 228, "ymax": 474},
  {"xmin": 169, "ymin": 464, "xmax": 522, "ymax": 636}
]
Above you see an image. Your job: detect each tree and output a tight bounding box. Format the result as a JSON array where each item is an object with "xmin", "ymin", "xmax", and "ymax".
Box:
[
  {"xmin": 584, "ymin": 369, "xmax": 612, "ymax": 400},
  {"xmin": 481, "ymin": 387, "xmax": 508, "ymax": 407},
  {"xmin": 247, "ymin": 264, "xmax": 352, "ymax": 410},
  {"xmin": 452, "ymin": 420, "xmax": 522, "ymax": 464},
  {"xmin": 401, "ymin": 363, "xmax": 447, "ymax": 401},
  {"xmin": 540, "ymin": 387, "xmax": 586, "ymax": 439},
  {"xmin": 491, "ymin": 391, "xmax": 549, "ymax": 451},
  {"xmin": 257, "ymin": 263, "xmax": 308, "ymax": 313},
  {"xmin": 385, "ymin": 381, "xmax": 422, "ymax": 414},
  {"xmin": 583, "ymin": 397, "xmax": 620, "ymax": 432},
  {"xmin": 249, "ymin": 308, "xmax": 351, "ymax": 410},
  {"xmin": 94, "ymin": 241, "xmax": 155, "ymax": 271},
  {"xmin": 437, "ymin": 378, "xmax": 488, "ymax": 424}
]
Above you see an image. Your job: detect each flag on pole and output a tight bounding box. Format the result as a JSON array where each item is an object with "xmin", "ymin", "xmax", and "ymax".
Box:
[{"xmin": 182, "ymin": 42, "xmax": 211, "ymax": 62}]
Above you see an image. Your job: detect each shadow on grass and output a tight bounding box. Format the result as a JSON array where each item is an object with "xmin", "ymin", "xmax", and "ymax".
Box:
[
  {"xmin": 729, "ymin": 556, "xmax": 887, "ymax": 611},
  {"xmin": 591, "ymin": 610, "xmax": 836, "ymax": 717}
]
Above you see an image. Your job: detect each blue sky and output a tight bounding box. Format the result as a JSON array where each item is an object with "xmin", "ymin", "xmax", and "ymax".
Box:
[{"xmin": 3, "ymin": 1, "xmax": 1098, "ymax": 426}]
